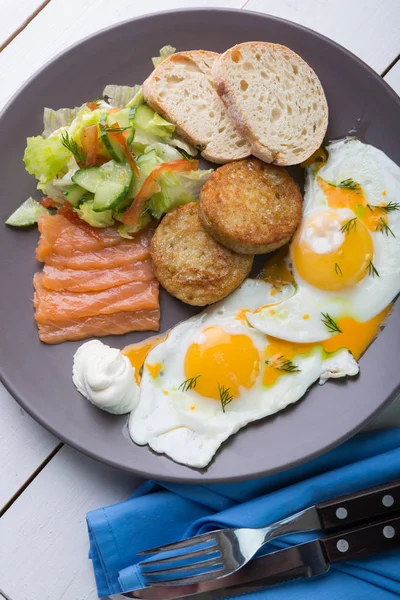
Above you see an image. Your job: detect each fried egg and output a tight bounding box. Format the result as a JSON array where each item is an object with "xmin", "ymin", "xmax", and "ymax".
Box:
[
  {"xmin": 248, "ymin": 139, "xmax": 400, "ymax": 342},
  {"xmin": 128, "ymin": 279, "xmax": 358, "ymax": 468}
]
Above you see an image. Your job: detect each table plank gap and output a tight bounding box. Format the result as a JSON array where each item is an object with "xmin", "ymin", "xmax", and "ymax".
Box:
[
  {"xmin": 0, "ymin": 0, "xmax": 52, "ymax": 52},
  {"xmin": 0, "ymin": 445, "xmax": 141, "ymax": 600},
  {"xmin": 0, "ymin": 441, "xmax": 63, "ymax": 518},
  {"xmin": 0, "ymin": 387, "xmax": 60, "ymax": 512},
  {"xmin": 382, "ymin": 54, "xmax": 400, "ymax": 78},
  {"xmin": 384, "ymin": 58, "xmax": 400, "ymax": 96}
]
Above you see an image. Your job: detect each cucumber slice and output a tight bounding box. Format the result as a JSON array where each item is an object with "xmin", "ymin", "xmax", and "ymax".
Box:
[
  {"xmin": 100, "ymin": 128, "xmax": 125, "ymax": 162},
  {"xmin": 106, "ymin": 108, "xmax": 131, "ymax": 129},
  {"xmin": 6, "ymin": 197, "xmax": 49, "ymax": 227},
  {"xmin": 72, "ymin": 166, "xmax": 104, "ymax": 193},
  {"xmin": 132, "ymin": 105, "xmax": 155, "ymax": 131},
  {"xmin": 93, "ymin": 180, "xmax": 127, "ymax": 212},
  {"xmin": 92, "ymin": 162, "xmax": 133, "ymax": 212},
  {"xmin": 64, "ymin": 184, "xmax": 87, "ymax": 207}
]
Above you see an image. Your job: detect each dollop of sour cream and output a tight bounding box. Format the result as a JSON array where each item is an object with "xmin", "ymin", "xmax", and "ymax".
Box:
[{"xmin": 72, "ymin": 340, "xmax": 139, "ymax": 414}]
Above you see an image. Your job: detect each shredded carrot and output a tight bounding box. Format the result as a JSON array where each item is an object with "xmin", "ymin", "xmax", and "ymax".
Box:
[{"xmin": 121, "ymin": 159, "xmax": 198, "ymax": 227}]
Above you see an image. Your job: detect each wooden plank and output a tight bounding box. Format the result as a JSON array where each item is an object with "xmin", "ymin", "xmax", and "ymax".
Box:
[
  {"xmin": 0, "ymin": 385, "xmax": 59, "ymax": 512},
  {"xmin": 0, "ymin": 445, "xmax": 142, "ymax": 600},
  {"xmin": 0, "ymin": 0, "xmax": 244, "ymax": 111},
  {"xmin": 244, "ymin": 0, "xmax": 400, "ymax": 74},
  {"xmin": 0, "ymin": 0, "xmax": 46, "ymax": 49},
  {"xmin": 385, "ymin": 59, "xmax": 400, "ymax": 96}
]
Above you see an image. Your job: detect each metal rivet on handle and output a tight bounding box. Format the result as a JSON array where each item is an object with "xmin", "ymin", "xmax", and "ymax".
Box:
[
  {"xmin": 336, "ymin": 507, "xmax": 348, "ymax": 520},
  {"xmin": 336, "ymin": 539, "xmax": 349, "ymax": 553},
  {"xmin": 382, "ymin": 494, "xmax": 395, "ymax": 508},
  {"xmin": 383, "ymin": 526, "xmax": 395, "ymax": 539}
]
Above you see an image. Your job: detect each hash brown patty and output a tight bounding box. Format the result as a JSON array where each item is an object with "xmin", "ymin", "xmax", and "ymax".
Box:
[
  {"xmin": 151, "ymin": 203, "xmax": 253, "ymax": 306},
  {"xmin": 199, "ymin": 158, "xmax": 302, "ymax": 254}
]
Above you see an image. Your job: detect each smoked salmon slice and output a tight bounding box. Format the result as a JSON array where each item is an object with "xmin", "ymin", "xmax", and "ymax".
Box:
[
  {"xmin": 34, "ymin": 213, "xmax": 159, "ymax": 343},
  {"xmin": 37, "ymin": 214, "xmax": 121, "ymax": 260},
  {"xmin": 41, "ymin": 260, "xmax": 155, "ymax": 292},
  {"xmin": 36, "ymin": 310, "xmax": 160, "ymax": 344},
  {"xmin": 39, "ymin": 229, "xmax": 153, "ymax": 270},
  {"xmin": 34, "ymin": 275, "xmax": 159, "ymax": 323}
]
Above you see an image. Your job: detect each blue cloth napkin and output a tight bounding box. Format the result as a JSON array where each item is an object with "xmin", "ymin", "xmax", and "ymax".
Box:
[{"xmin": 87, "ymin": 428, "xmax": 400, "ymax": 599}]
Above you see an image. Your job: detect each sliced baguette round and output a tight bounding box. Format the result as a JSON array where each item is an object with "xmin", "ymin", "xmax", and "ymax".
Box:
[
  {"xmin": 212, "ymin": 42, "xmax": 328, "ymax": 166},
  {"xmin": 143, "ymin": 50, "xmax": 251, "ymax": 164}
]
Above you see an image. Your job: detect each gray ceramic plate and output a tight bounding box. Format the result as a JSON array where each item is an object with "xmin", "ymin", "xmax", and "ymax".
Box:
[{"xmin": 1, "ymin": 8, "xmax": 400, "ymax": 483}]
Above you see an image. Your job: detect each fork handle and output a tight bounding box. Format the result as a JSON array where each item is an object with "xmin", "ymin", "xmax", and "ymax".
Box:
[
  {"xmin": 316, "ymin": 479, "xmax": 400, "ymax": 530},
  {"xmin": 321, "ymin": 512, "xmax": 400, "ymax": 563}
]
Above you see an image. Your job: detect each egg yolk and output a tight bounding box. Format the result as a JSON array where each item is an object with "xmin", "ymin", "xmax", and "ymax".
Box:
[
  {"xmin": 259, "ymin": 246, "xmax": 294, "ymax": 286},
  {"xmin": 318, "ymin": 177, "xmax": 390, "ymax": 233},
  {"xmin": 184, "ymin": 326, "xmax": 260, "ymax": 400},
  {"xmin": 122, "ymin": 333, "xmax": 168, "ymax": 383},
  {"xmin": 291, "ymin": 210, "xmax": 373, "ymax": 291}
]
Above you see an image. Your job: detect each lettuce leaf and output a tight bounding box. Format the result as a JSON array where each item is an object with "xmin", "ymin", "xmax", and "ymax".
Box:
[
  {"xmin": 152, "ymin": 45, "xmax": 176, "ymax": 68},
  {"xmin": 126, "ymin": 85, "xmax": 145, "ymax": 108},
  {"xmin": 148, "ymin": 168, "xmax": 213, "ymax": 219},
  {"xmin": 102, "ymin": 84, "xmax": 143, "ymax": 109},
  {"xmin": 145, "ymin": 112, "xmax": 176, "ymax": 138},
  {"xmin": 145, "ymin": 142, "xmax": 183, "ymax": 162},
  {"xmin": 169, "ymin": 134, "xmax": 198, "ymax": 157},
  {"xmin": 117, "ymin": 211, "xmax": 152, "ymax": 238},
  {"xmin": 43, "ymin": 106, "xmax": 81, "ymax": 137},
  {"xmin": 77, "ymin": 200, "xmax": 114, "ymax": 227},
  {"xmin": 24, "ymin": 134, "xmax": 71, "ymax": 185},
  {"xmin": 68, "ymin": 106, "xmax": 103, "ymax": 142}
]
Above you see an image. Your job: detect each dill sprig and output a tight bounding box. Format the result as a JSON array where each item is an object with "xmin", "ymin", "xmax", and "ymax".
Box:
[
  {"xmin": 367, "ymin": 201, "xmax": 400, "ymax": 213},
  {"xmin": 340, "ymin": 217, "xmax": 357, "ymax": 235},
  {"xmin": 265, "ymin": 356, "xmax": 301, "ymax": 373},
  {"xmin": 61, "ymin": 131, "xmax": 86, "ymax": 164},
  {"xmin": 100, "ymin": 124, "xmax": 131, "ymax": 133},
  {"xmin": 335, "ymin": 263, "xmax": 343, "ymax": 277},
  {"xmin": 337, "ymin": 178, "xmax": 360, "ymax": 191},
  {"xmin": 179, "ymin": 148, "xmax": 195, "ymax": 161},
  {"xmin": 178, "ymin": 375, "xmax": 201, "ymax": 392},
  {"xmin": 321, "ymin": 312, "xmax": 342, "ymax": 334},
  {"xmin": 366, "ymin": 259, "xmax": 380, "ymax": 278},
  {"xmin": 218, "ymin": 383, "xmax": 233, "ymax": 413},
  {"xmin": 376, "ymin": 217, "xmax": 395, "ymax": 237}
]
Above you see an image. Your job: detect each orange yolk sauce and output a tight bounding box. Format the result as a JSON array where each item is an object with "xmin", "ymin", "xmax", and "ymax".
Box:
[
  {"xmin": 262, "ymin": 306, "xmax": 391, "ymax": 387},
  {"xmin": 318, "ymin": 177, "xmax": 389, "ymax": 233},
  {"xmin": 122, "ymin": 332, "xmax": 168, "ymax": 383}
]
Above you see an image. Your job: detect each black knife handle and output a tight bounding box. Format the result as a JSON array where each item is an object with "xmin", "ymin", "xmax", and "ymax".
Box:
[
  {"xmin": 321, "ymin": 512, "xmax": 400, "ymax": 563},
  {"xmin": 315, "ymin": 479, "xmax": 400, "ymax": 530}
]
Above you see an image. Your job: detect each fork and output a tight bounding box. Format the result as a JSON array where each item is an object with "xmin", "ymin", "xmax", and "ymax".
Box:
[{"xmin": 137, "ymin": 479, "xmax": 400, "ymax": 587}]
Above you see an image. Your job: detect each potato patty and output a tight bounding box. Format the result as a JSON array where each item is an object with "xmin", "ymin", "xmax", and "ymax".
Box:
[
  {"xmin": 199, "ymin": 158, "xmax": 302, "ymax": 254},
  {"xmin": 151, "ymin": 203, "xmax": 253, "ymax": 306}
]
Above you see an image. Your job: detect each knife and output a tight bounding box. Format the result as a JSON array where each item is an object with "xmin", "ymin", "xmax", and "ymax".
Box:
[{"xmin": 110, "ymin": 512, "xmax": 400, "ymax": 600}]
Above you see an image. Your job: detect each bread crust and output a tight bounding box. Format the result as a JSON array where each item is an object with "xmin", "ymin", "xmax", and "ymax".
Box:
[
  {"xmin": 151, "ymin": 203, "xmax": 253, "ymax": 306},
  {"xmin": 212, "ymin": 42, "xmax": 328, "ymax": 166},
  {"xmin": 199, "ymin": 158, "xmax": 302, "ymax": 254},
  {"xmin": 143, "ymin": 50, "xmax": 251, "ymax": 164}
]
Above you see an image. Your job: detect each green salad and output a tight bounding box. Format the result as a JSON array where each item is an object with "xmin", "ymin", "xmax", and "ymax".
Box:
[{"xmin": 6, "ymin": 46, "xmax": 213, "ymax": 238}]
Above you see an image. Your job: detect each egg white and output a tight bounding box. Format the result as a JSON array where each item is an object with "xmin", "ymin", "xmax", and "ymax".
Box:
[
  {"xmin": 248, "ymin": 139, "xmax": 400, "ymax": 342},
  {"xmin": 129, "ymin": 279, "xmax": 358, "ymax": 468}
]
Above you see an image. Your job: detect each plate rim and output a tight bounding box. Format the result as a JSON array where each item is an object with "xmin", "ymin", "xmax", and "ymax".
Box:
[{"xmin": 1, "ymin": 7, "xmax": 400, "ymax": 483}]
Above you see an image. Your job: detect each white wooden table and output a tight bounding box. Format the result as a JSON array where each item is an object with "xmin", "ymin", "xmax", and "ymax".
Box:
[{"xmin": 0, "ymin": 2, "xmax": 399, "ymax": 598}]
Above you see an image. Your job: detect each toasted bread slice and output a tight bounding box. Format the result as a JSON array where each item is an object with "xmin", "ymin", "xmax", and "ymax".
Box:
[
  {"xmin": 213, "ymin": 42, "xmax": 328, "ymax": 166},
  {"xmin": 143, "ymin": 50, "xmax": 251, "ymax": 164}
]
